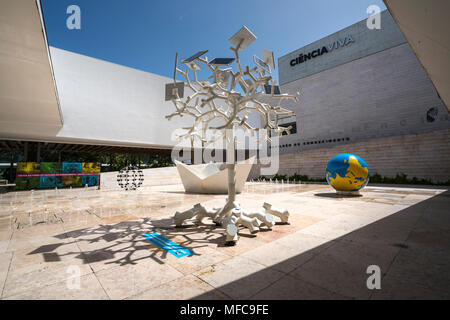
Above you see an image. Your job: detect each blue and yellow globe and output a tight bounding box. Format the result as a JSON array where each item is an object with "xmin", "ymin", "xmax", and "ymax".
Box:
[{"xmin": 326, "ymin": 154, "xmax": 370, "ymax": 192}]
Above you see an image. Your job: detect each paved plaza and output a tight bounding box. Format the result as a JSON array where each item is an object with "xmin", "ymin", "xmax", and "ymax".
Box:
[{"xmin": 0, "ymin": 181, "xmax": 449, "ymax": 300}]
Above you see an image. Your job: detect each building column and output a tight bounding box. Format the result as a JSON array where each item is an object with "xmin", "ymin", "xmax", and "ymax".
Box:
[
  {"xmin": 110, "ymin": 153, "xmax": 114, "ymax": 171},
  {"xmin": 37, "ymin": 142, "xmax": 41, "ymax": 162},
  {"xmin": 9, "ymin": 151, "xmax": 14, "ymax": 183},
  {"xmin": 24, "ymin": 141, "xmax": 28, "ymax": 162}
]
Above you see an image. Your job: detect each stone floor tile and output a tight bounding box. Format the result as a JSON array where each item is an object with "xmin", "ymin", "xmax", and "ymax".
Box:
[
  {"xmin": 152, "ymin": 245, "xmax": 232, "ymax": 275},
  {"xmin": 383, "ymin": 246, "xmax": 450, "ymax": 294},
  {"xmin": 250, "ymin": 274, "xmax": 351, "ymax": 300},
  {"xmin": 241, "ymin": 242, "xmax": 315, "ymax": 274},
  {"xmin": 289, "ymin": 239, "xmax": 401, "ymax": 299},
  {"xmin": 0, "ymin": 184, "xmax": 447, "ymax": 300},
  {"xmin": 298, "ymin": 214, "xmax": 377, "ymax": 240},
  {"xmin": 129, "ymin": 274, "xmax": 229, "ymax": 300},
  {"xmin": 95, "ymin": 258, "xmax": 184, "ymax": 300},
  {"xmin": 4, "ymin": 273, "xmax": 109, "ymax": 300},
  {"xmin": 370, "ymin": 271, "xmax": 450, "ymax": 300},
  {"xmin": 194, "ymin": 256, "xmax": 285, "ymax": 300},
  {"xmin": 2, "ymin": 260, "xmax": 92, "ymax": 298},
  {"xmin": 274, "ymin": 232, "xmax": 335, "ymax": 255},
  {"xmin": 8, "ymin": 241, "xmax": 82, "ymax": 273}
]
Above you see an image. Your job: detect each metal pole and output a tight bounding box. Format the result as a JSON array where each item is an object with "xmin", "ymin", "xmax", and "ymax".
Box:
[
  {"xmin": 37, "ymin": 142, "xmax": 41, "ymax": 163},
  {"xmin": 24, "ymin": 141, "xmax": 28, "ymax": 162},
  {"xmin": 226, "ymin": 127, "xmax": 236, "ymax": 203},
  {"xmin": 9, "ymin": 151, "xmax": 14, "ymax": 183}
]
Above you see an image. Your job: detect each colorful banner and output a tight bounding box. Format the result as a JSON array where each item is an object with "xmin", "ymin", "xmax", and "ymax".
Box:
[
  {"xmin": 16, "ymin": 162, "xmax": 100, "ymax": 190},
  {"xmin": 62, "ymin": 162, "xmax": 82, "ymax": 174},
  {"xmin": 17, "ymin": 162, "xmax": 40, "ymax": 174},
  {"xmin": 82, "ymin": 162, "xmax": 101, "ymax": 173},
  {"xmin": 17, "ymin": 173, "xmax": 99, "ymax": 177}
]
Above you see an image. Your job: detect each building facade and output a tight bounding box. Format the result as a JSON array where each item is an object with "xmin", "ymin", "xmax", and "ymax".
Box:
[
  {"xmin": 2, "ymin": 3, "xmax": 449, "ymax": 183},
  {"xmin": 258, "ymin": 10, "xmax": 450, "ymax": 183}
]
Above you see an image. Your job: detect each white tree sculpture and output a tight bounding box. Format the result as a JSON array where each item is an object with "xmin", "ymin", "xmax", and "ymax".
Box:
[{"xmin": 166, "ymin": 26, "xmax": 299, "ymax": 245}]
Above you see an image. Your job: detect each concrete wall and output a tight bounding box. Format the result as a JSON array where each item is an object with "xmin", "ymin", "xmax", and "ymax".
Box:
[
  {"xmin": 250, "ymin": 128, "xmax": 450, "ymax": 183},
  {"xmin": 276, "ymin": 42, "xmax": 450, "ymax": 155},
  {"xmin": 0, "ymin": 1, "xmax": 62, "ymax": 141},
  {"xmin": 100, "ymin": 166, "xmax": 181, "ymax": 189},
  {"xmin": 384, "ymin": 0, "xmax": 450, "ymax": 112},
  {"xmin": 259, "ymin": 9, "xmax": 450, "ymax": 184},
  {"xmin": 278, "ymin": 10, "xmax": 406, "ymax": 85},
  {"xmin": 49, "ymin": 47, "xmax": 197, "ymax": 149},
  {"xmin": 42, "ymin": 47, "xmax": 261, "ymax": 151}
]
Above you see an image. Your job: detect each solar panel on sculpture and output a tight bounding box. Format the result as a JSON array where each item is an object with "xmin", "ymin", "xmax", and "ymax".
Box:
[
  {"xmin": 215, "ymin": 69, "xmax": 231, "ymax": 87},
  {"xmin": 264, "ymin": 84, "xmax": 281, "ymax": 95},
  {"xmin": 165, "ymin": 82, "xmax": 185, "ymax": 101},
  {"xmin": 173, "ymin": 52, "xmax": 178, "ymax": 82},
  {"xmin": 229, "ymin": 26, "xmax": 257, "ymax": 50},
  {"xmin": 253, "ymin": 55, "xmax": 270, "ymax": 72},
  {"xmin": 186, "ymin": 61, "xmax": 201, "ymax": 71},
  {"xmin": 199, "ymin": 80, "xmax": 211, "ymax": 86},
  {"xmin": 262, "ymin": 48, "xmax": 275, "ymax": 70},
  {"xmin": 238, "ymin": 79, "xmax": 254, "ymax": 92},
  {"xmin": 210, "ymin": 58, "xmax": 235, "ymax": 65},
  {"xmin": 239, "ymin": 79, "xmax": 258, "ymax": 93},
  {"xmin": 182, "ymin": 50, "xmax": 209, "ymax": 63}
]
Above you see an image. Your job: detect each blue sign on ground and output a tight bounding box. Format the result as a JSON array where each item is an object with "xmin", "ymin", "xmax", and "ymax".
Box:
[{"xmin": 141, "ymin": 233, "xmax": 192, "ymax": 258}]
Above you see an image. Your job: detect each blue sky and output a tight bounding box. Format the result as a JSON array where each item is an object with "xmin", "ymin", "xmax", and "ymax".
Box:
[{"xmin": 41, "ymin": 0, "xmax": 386, "ymax": 83}]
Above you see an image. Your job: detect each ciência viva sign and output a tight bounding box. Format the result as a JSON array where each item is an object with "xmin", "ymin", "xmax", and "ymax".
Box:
[{"xmin": 290, "ymin": 35, "xmax": 355, "ymax": 67}]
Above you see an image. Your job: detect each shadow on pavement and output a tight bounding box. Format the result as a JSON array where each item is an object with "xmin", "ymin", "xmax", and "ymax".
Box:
[{"xmin": 192, "ymin": 190, "xmax": 450, "ymax": 299}]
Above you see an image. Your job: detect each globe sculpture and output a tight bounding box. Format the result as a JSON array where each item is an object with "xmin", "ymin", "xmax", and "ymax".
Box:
[{"xmin": 326, "ymin": 153, "xmax": 370, "ymax": 194}]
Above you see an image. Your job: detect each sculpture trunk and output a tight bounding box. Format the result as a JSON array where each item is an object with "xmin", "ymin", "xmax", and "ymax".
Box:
[
  {"xmin": 227, "ymin": 163, "xmax": 236, "ymax": 202},
  {"xmin": 226, "ymin": 127, "xmax": 236, "ymax": 203}
]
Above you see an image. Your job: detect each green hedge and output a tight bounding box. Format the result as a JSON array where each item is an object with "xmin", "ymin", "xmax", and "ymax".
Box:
[
  {"xmin": 258, "ymin": 173, "xmax": 450, "ymax": 186},
  {"xmin": 258, "ymin": 174, "xmax": 326, "ymax": 183},
  {"xmin": 369, "ymin": 173, "xmax": 450, "ymax": 186}
]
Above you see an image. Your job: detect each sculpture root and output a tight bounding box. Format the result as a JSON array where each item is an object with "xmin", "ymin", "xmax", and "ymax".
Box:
[{"xmin": 174, "ymin": 201, "xmax": 290, "ymax": 245}]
